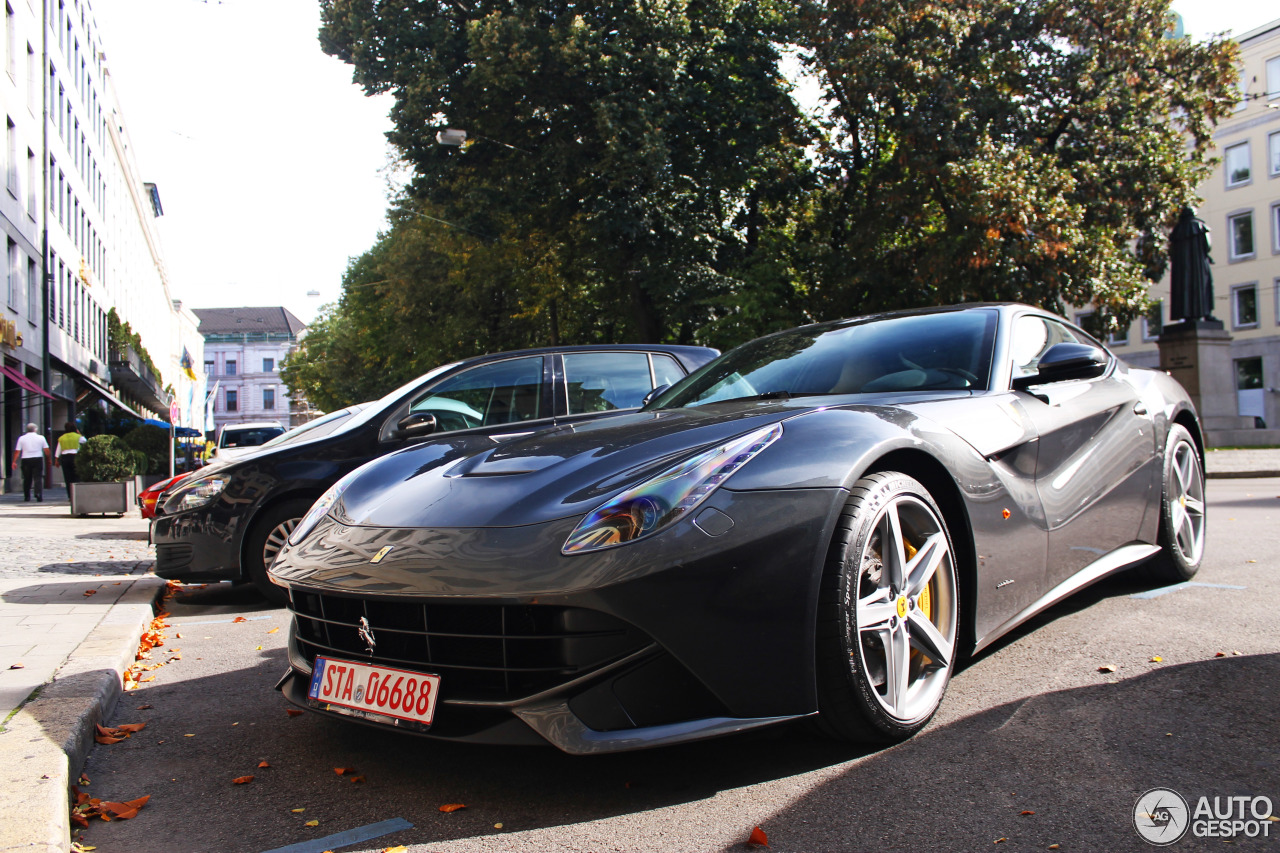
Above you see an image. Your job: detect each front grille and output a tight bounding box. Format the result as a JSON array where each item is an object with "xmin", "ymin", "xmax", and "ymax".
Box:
[{"xmin": 289, "ymin": 590, "xmax": 650, "ymax": 702}]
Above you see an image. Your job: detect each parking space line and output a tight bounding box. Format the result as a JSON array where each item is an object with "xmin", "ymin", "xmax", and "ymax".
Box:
[
  {"xmin": 1129, "ymin": 581, "xmax": 1247, "ymax": 600},
  {"xmin": 260, "ymin": 817, "xmax": 414, "ymax": 853}
]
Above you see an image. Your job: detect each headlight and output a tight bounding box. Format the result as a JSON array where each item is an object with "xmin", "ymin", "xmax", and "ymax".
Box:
[
  {"xmin": 161, "ymin": 475, "xmax": 228, "ymax": 514},
  {"xmin": 288, "ymin": 468, "xmax": 363, "ymax": 546},
  {"xmin": 563, "ymin": 422, "xmax": 782, "ymax": 554}
]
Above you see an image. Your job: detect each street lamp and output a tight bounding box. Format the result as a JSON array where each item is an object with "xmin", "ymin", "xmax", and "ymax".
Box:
[{"xmin": 434, "ymin": 127, "xmax": 529, "ymax": 153}]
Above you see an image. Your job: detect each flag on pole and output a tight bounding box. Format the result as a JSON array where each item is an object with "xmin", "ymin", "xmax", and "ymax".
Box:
[{"xmin": 180, "ymin": 347, "xmax": 198, "ymax": 381}]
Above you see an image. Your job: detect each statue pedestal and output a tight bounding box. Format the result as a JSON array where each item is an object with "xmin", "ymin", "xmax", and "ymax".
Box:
[{"xmin": 1157, "ymin": 320, "xmax": 1253, "ymax": 445}]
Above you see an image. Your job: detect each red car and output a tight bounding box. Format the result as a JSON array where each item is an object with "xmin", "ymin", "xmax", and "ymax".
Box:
[{"xmin": 138, "ymin": 472, "xmax": 192, "ymax": 520}]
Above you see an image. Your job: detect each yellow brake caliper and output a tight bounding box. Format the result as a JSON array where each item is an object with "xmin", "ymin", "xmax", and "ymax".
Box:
[{"xmin": 903, "ymin": 539, "xmax": 933, "ymax": 664}]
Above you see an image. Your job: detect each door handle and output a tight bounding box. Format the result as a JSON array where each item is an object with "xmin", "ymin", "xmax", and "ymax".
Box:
[{"xmin": 1133, "ymin": 401, "xmax": 1148, "ymax": 416}]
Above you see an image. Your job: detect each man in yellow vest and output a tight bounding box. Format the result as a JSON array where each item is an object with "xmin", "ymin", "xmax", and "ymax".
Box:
[{"xmin": 55, "ymin": 421, "xmax": 86, "ymax": 484}]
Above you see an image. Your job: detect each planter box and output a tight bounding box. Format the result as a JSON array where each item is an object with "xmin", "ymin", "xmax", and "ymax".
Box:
[{"xmin": 70, "ymin": 481, "xmax": 131, "ymax": 516}]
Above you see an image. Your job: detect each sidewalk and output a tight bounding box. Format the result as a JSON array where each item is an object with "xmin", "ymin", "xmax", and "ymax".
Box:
[
  {"xmin": 0, "ymin": 447, "xmax": 1276, "ymax": 851},
  {"xmin": 0, "ymin": 491, "xmax": 162, "ymax": 853}
]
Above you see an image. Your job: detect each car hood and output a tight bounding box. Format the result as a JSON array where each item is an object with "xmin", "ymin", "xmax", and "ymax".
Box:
[{"xmin": 337, "ymin": 403, "xmax": 810, "ymax": 529}]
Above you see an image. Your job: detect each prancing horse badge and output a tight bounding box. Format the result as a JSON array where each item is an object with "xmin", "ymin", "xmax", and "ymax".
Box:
[{"xmin": 370, "ymin": 546, "xmax": 393, "ymax": 564}]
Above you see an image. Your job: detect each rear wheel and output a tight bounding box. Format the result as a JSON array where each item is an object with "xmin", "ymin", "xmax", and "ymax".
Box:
[
  {"xmin": 814, "ymin": 472, "xmax": 960, "ymax": 743},
  {"xmin": 244, "ymin": 499, "xmax": 311, "ymax": 606},
  {"xmin": 1140, "ymin": 425, "xmax": 1205, "ymax": 583}
]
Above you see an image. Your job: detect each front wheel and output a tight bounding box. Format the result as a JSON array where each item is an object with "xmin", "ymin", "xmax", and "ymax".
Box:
[
  {"xmin": 1140, "ymin": 425, "xmax": 1206, "ymax": 583},
  {"xmin": 814, "ymin": 472, "xmax": 960, "ymax": 744},
  {"xmin": 244, "ymin": 499, "xmax": 311, "ymax": 606}
]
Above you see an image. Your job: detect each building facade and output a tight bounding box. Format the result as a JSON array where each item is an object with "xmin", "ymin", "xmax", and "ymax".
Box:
[
  {"xmin": 1109, "ymin": 17, "xmax": 1280, "ymax": 443},
  {"xmin": 195, "ymin": 307, "xmax": 306, "ymax": 434},
  {"xmin": 2, "ymin": 0, "xmax": 201, "ymax": 489}
]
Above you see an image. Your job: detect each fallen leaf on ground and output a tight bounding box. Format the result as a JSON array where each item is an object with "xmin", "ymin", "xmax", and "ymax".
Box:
[
  {"xmin": 9, "ymin": 663, "xmax": 23, "ymax": 669},
  {"xmin": 255, "ymin": 645, "xmax": 263, "ymax": 651},
  {"xmin": 116, "ymin": 723, "xmax": 146, "ymax": 733},
  {"xmin": 334, "ymin": 767, "xmax": 354, "ymax": 776},
  {"xmin": 1049, "ymin": 846, "xmax": 1060, "ymax": 850},
  {"xmin": 135, "ymin": 705, "xmax": 152, "ymax": 710},
  {"xmin": 83, "ymin": 590, "xmax": 97, "ymax": 597},
  {"xmin": 384, "ymin": 847, "xmax": 408, "ymax": 853},
  {"xmin": 304, "ymin": 820, "xmax": 319, "ymax": 827},
  {"xmin": 93, "ymin": 734, "xmax": 125, "ymax": 745},
  {"xmin": 995, "ymin": 839, "xmax": 1007, "ymax": 845},
  {"xmin": 1020, "ymin": 810, "xmax": 1035, "ymax": 815},
  {"xmin": 439, "ymin": 803, "xmax": 467, "ymax": 813},
  {"xmin": 1150, "ymin": 656, "xmax": 1163, "ymax": 663},
  {"xmin": 747, "ymin": 825, "xmax": 769, "ymax": 847},
  {"xmin": 1215, "ymin": 652, "xmax": 1226, "ymax": 658},
  {"xmin": 267, "ymin": 627, "xmax": 280, "ymax": 634},
  {"xmin": 291, "ymin": 808, "xmax": 306, "ymax": 813},
  {"xmin": 1097, "ymin": 665, "xmax": 1116, "ymax": 673},
  {"xmin": 258, "ymin": 761, "xmax": 270, "ymax": 768},
  {"xmin": 286, "ymin": 709, "xmax": 304, "ymax": 717},
  {"xmin": 232, "ymin": 776, "xmax": 254, "ymax": 785},
  {"xmin": 232, "ymin": 616, "xmax": 248, "ymax": 623}
]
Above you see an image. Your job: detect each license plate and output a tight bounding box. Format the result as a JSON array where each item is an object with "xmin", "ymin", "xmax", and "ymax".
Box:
[{"xmin": 307, "ymin": 656, "xmax": 441, "ymax": 727}]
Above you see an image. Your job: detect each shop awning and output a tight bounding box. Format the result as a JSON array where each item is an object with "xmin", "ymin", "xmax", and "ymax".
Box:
[
  {"xmin": 77, "ymin": 375, "xmax": 143, "ymax": 419},
  {"xmin": 1, "ymin": 364, "xmax": 55, "ymax": 399}
]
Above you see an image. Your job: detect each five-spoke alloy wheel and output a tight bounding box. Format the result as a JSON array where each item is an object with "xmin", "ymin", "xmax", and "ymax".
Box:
[{"xmin": 816, "ymin": 472, "xmax": 959, "ymax": 743}]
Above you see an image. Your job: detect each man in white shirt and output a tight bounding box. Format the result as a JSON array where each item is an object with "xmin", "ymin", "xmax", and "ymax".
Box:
[{"xmin": 11, "ymin": 423, "xmax": 51, "ymax": 502}]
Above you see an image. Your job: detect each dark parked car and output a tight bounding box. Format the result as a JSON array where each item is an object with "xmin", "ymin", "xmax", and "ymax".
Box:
[
  {"xmin": 268, "ymin": 304, "xmax": 1205, "ymax": 753},
  {"xmin": 152, "ymin": 345, "xmax": 717, "ymax": 601}
]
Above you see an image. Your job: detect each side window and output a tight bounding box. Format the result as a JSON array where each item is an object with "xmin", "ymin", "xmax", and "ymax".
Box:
[
  {"xmin": 564, "ymin": 352, "xmax": 655, "ymax": 414},
  {"xmin": 408, "ymin": 356, "xmax": 544, "ymax": 431},
  {"xmin": 1010, "ymin": 316, "xmax": 1091, "ymax": 383},
  {"xmin": 651, "ymin": 354, "xmax": 686, "ymax": 390}
]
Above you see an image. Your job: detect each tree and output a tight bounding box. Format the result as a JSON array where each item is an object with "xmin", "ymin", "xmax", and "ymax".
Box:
[
  {"xmin": 320, "ymin": 0, "xmax": 810, "ymax": 343},
  {"xmin": 798, "ymin": 0, "xmax": 1238, "ymax": 330}
]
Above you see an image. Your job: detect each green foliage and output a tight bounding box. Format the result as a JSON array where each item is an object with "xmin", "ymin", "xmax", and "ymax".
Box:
[
  {"xmin": 298, "ymin": 0, "xmax": 1237, "ymax": 406},
  {"xmin": 78, "ymin": 435, "xmax": 137, "ymax": 483},
  {"xmin": 123, "ymin": 425, "xmax": 171, "ymax": 476},
  {"xmin": 107, "ymin": 308, "xmax": 161, "ymax": 379}
]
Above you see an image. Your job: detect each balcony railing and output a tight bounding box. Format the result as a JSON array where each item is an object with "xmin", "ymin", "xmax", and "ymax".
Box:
[{"xmin": 109, "ymin": 346, "xmax": 172, "ymax": 414}]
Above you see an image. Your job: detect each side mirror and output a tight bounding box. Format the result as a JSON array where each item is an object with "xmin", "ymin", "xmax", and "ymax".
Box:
[
  {"xmin": 395, "ymin": 412, "xmax": 438, "ymax": 439},
  {"xmin": 1013, "ymin": 342, "xmax": 1109, "ymax": 390},
  {"xmin": 642, "ymin": 384, "xmax": 670, "ymax": 407}
]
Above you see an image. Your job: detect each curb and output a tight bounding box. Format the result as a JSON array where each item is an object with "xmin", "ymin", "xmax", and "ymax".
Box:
[{"xmin": 0, "ymin": 576, "xmax": 165, "ymax": 853}]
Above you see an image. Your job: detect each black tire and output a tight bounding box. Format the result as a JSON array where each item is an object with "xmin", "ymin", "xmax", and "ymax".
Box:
[
  {"xmin": 243, "ymin": 498, "xmax": 312, "ymax": 606},
  {"xmin": 1139, "ymin": 424, "xmax": 1205, "ymax": 584},
  {"xmin": 813, "ymin": 472, "xmax": 960, "ymax": 744}
]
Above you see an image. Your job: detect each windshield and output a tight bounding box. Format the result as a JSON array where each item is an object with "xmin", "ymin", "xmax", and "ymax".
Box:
[
  {"xmin": 260, "ymin": 405, "xmax": 367, "ymax": 448},
  {"xmin": 651, "ymin": 309, "xmax": 998, "ymax": 409}
]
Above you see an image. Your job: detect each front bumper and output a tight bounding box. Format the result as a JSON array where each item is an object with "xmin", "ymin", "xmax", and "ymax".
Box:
[
  {"xmin": 272, "ymin": 487, "xmax": 845, "ymax": 752},
  {"xmin": 151, "ymin": 509, "xmax": 241, "ymax": 582}
]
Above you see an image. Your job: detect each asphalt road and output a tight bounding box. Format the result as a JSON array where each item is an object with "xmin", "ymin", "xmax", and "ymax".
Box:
[{"xmin": 75, "ymin": 478, "xmax": 1280, "ymax": 853}]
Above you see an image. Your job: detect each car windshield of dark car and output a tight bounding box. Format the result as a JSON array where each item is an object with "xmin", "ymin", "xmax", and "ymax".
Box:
[
  {"xmin": 260, "ymin": 405, "xmax": 366, "ymax": 448},
  {"xmin": 653, "ymin": 310, "xmax": 998, "ymax": 409}
]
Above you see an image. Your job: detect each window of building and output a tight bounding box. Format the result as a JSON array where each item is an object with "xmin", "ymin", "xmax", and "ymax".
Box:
[
  {"xmin": 1273, "ymin": 202, "xmax": 1280, "ymax": 255},
  {"xmin": 1232, "ymin": 284, "xmax": 1259, "ymax": 329},
  {"xmin": 1271, "ymin": 132, "xmax": 1280, "ymax": 178},
  {"xmin": 225, "ymin": 389, "xmax": 238, "ymax": 412},
  {"xmin": 1228, "ymin": 211, "xmax": 1255, "ymax": 261},
  {"xmin": 225, "ymin": 359, "xmax": 237, "ymax": 376},
  {"xmin": 6, "ymin": 117, "xmax": 15, "ymax": 196},
  {"xmin": 25, "ymin": 147, "xmax": 34, "ymax": 217},
  {"xmin": 1269, "ymin": 56, "xmax": 1280, "ymax": 103},
  {"xmin": 204, "ymin": 360, "xmax": 214, "ymax": 375},
  {"xmin": 263, "ymin": 387, "xmax": 275, "ymax": 410},
  {"xmin": 1142, "ymin": 301, "xmax": 1163, "ymax": 342},
  {"xmin": 263, "ymin": 357, "xmax": 274, "ymax": 373},
  {"xmin": 26, "ymin": 43, "xmax": 34, "ymax": 113},
  {"xmin": 4, "ymin": 4, "xmax": 13, "ymax": 81},
  {"xmin": 1225, "ymin": 141, "xmax": 1251, "ymax": 187},
  {"xmin": 6, "ymin": 239, "xmax": 15, "ymax": 308},
  {"xmin": 26, "ymin": 258, "xmax": 35, "ymax": 324}
]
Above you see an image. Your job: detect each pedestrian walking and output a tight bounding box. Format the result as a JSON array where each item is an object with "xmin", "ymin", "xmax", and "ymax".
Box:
[
  {"xmin": 54, "ymin": 421, "xmax": 86, "ymax": 484},
  {"xmin": 11, "ymin": 423, "xmax": 51, "ymax": 502}
]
